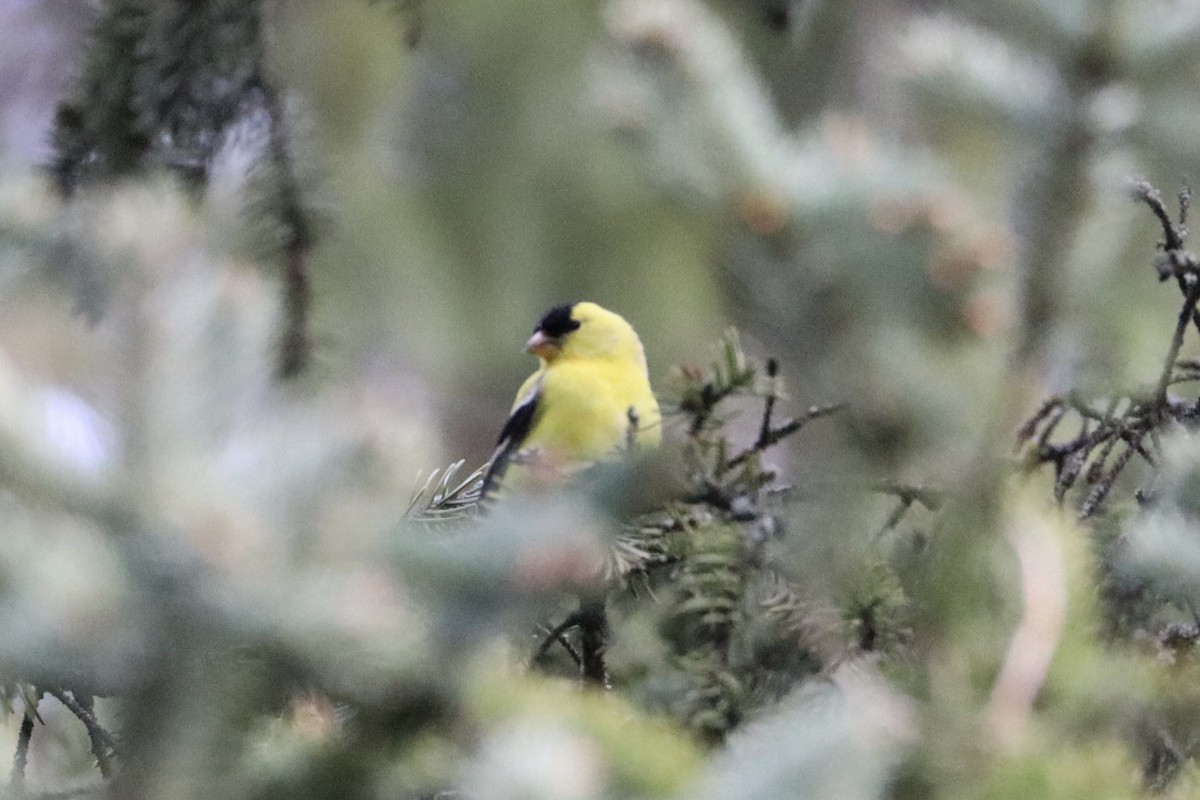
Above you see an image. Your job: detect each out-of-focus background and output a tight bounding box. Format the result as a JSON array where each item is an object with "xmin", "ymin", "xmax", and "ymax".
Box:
[
  {"xmin": 0, "ymin": 0, "xmax": 1021, "ymax": 470},
  {"xmin": 5, "ymin": 0, "xmax": 1200, "ymax": 798},
  {"xmin": 0, "ymin": 0, "xmax": 1181, "ymax": 471}
]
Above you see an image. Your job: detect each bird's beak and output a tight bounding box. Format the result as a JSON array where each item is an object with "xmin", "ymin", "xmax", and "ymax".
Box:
[{"xmin": 525, "ymin": 331, "xmax": 559, "ymax": 360}]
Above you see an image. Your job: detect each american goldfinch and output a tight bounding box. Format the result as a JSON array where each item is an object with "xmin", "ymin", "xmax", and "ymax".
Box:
[{"xmin": 480, "ymin": 302, "xmax": 661, "ymax": 497}]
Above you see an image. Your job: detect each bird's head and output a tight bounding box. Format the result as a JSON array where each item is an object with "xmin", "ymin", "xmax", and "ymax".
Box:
[{"xmin": 525, "ymin": 302, "xmax": 648, "ymax": 371}]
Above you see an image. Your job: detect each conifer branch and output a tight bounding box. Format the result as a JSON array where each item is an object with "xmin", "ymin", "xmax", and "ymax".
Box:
[
  {"xmin": 405, "ymin": 460, "xmax": 486, "ymax": 525},
  {"xmin": 1019, "ymin": 183, "xmax": 1200, "ymax": 517},
  {"xmin": 673, "ymin": 329, "xmax": 756, "ymax": 434}
]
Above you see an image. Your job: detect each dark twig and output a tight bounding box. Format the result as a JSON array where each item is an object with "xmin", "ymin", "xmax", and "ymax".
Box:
[
  {"xmin": 1132, "ymin": 181, "xmax": 1200, "ymax": 335},
  {"xmin": 259, "ymin": 82, "xmax": 314, "ymax": 380},
  {"xmin": 727, "ymin": 402, "xmax": 847, "ymax": 468},
  {"xmin": 1133, "ymin": 181, "xmax": 1186, "ymax": 253},
  {"xmin": 49, "ymin": 690, "xmax": 117, "ymax": 778},
  {"xmin": 533, "ymin": 599, "xmax": 609, "ymax": 685},
  {"xmin": 867, "ymin": 481, "xmax": 944, "ymax": 512},
  {"xmin": 533, "ymin": 614, "xmax": 585, "ymax": 666},
  {"xmin": 768, "ymin": 479, "xmax": 945, "ymax": 517},
  {"xmin": 878, "ymin": 498, "xmax": 914, "ymax": 536},
  {"xmin": 1155, "ymin": 278, "xmax": 1200, "ymax": 418},
  {"xmin": 1037, "ymin": 403, "xmax": 1068, "ymax": 448},
  {"xmin": 1079, "ymin": 438, "xmax": 1141, "ymax": 519},
  {"xmin": 1018, "ymin": 184, "xmax": 1200, "ymax": 516},
  {"xmin": 12, "ymin": 710, "xmax": 34, "ymax": 787},
  {"xmin": 1084, "ymin": 426, "xmax": 1122, "ymax": 485},
  {"xmin": 686, "ymin": 381, "xmax": 746, "ymax": 435},
  {"xmin": 1015, "ymin": 397, "xmax": 1064, "ymax": 448},
  {"xmin": 870, "ymin": 481, "xmax": 944, "ymax": 536},
  {"xmin": 577, "ymin": 599, "xmax": 610, "ymax": 687},
  {"xmin": 757, "ymin": 359, "xmax": 780, "ymax": 446},
  {"xmin": 678, "ymin": 331, "xmax": 757, "ymax": 435}
]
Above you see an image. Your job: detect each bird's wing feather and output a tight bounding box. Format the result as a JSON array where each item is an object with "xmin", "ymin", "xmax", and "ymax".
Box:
[{"xmin": 480, "ymin": 373, "xmax": 544, "ymax": 498}]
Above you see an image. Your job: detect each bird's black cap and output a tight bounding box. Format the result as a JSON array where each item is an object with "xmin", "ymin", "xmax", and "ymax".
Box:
[{"xmin": 535, "ymin": 304, "xmax": 582, "ymax": 338}]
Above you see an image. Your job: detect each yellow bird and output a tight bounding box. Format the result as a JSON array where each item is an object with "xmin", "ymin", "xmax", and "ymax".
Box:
[{"xmin": 480, "ymin": 302, "xmax": 661, "ymax": 497}]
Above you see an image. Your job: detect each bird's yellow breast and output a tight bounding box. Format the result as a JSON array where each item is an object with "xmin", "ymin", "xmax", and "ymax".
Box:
[{"xmin": 522, "ymin": 359, "xmax": 660, "ymax": 462}]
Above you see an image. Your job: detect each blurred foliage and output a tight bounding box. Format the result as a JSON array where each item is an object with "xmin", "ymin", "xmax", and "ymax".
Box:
[{"xmin": 4, "ymin": 0, "xmax": 1200, "ymax": 798}]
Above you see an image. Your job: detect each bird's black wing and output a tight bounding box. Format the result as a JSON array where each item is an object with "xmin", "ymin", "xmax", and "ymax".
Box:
[{"xmin": 479, "ymin": 380, "xmax": 542, "ymax": 499}]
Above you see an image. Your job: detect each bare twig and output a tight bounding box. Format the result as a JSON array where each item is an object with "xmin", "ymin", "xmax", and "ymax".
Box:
[
  {"xmin": 1132, "ymin": 180, "xmax": 1185, "ymax": 253},
  {"xmin": 532, "ymin": 600, "xmax": 608, "ymax": 685},
  {"xmin": 533, "ymin": 622, "xmax": 583, "ymax": 667},
  {"xmin": 12, "ymin": 710, "xmax": 35, "ymax": 786},
  {"xmin": 1079, "ymin": 439, "xmax": 1140, "ymax": 519},
  {"xmin": 686, "ymin": 381, "xmax": 744, "ymax": 435},
  {"xmin": 877, "ymin": 498, "xmax": 914, "ymax": 537},
  {"xmin": 727, "ymin": 402, "xmax": 847, "ymax": 468},
  {"xmin": 1132, "ymin": 181, "xmax": 1200, "ymax": 338},
  {"xmin": 49, "ymin": 690, "xmax": 117, "ymax": 778},
  {"xmin": 1018, "ymin": 183, "xmax": 1200, "ymax": 517},
  {"xmin": 259, "ymin": 82, "xmax": 314, "ymax": 380},
  {"xmin": 533, "ymin": 613, "xmax": 585, "ymax": 665},
  {"xmin": 867, "ymin": 481, "xmax": 943, "ymax": 512},
  {"xmin": 756, "ymin": 359, "xmax": 780, "ymax": 446},
  {"xmin": 577, "ymin": 599, "xmax": 610, "ymax": 687},
  {"xmin": 1155, "ymin": 278, "xmax": 1200, "ymax": 418},
  {"xmin": 869, "ymin": 481, "xmax": 944, "ymax": 536},
  {"xmin": 1015, "ymin": 397, "xmax": 1064, "ymax": 447}
]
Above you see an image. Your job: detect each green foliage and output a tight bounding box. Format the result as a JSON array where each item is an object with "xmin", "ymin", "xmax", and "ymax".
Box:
[
  {"xmin": 50, "ymin": 1, "xmax": 262, "ymax": 192},
  {"xmin": 10, "ymin": 0, "xmax": 1200, "ymax": 797},
  {"xmin": 967, "ymin": 741, "xmax": 1140, "ymax": 800}
]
